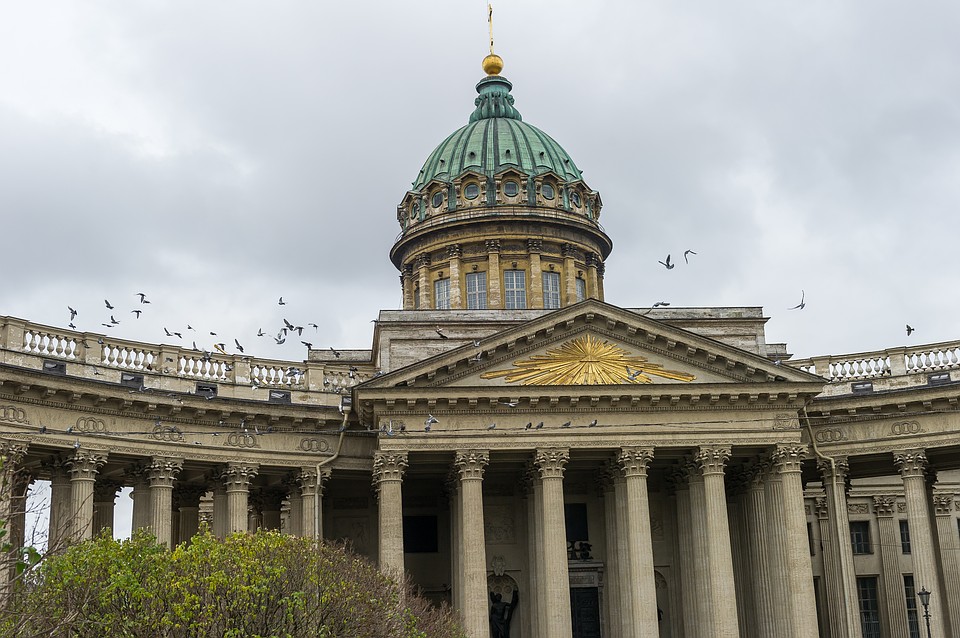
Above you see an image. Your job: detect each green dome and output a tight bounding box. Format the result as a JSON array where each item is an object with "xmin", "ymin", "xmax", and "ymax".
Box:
[{"xmin": 412, "ymin": 76, "xmax": 583, "ymax": 190}]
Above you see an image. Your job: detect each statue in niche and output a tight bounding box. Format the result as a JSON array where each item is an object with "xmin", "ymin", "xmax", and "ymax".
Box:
[{"xmin": 489, "ymin": 589, "xmax": 519, "ymax": 638}]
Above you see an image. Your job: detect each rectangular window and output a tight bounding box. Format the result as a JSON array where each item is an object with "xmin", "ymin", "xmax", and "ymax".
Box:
[
  {"xmin": 433, "ymin": 278, "xmax": 450, "ymax": 310},
  {"xmin": 413, "ymin": 285, "xmax": 420, "ymax": 309},
  {"xmin": 575, "ymin": 277, "xmax": 587, "ymax": 302},
  {"xmin": 542, "ymin": 271, "xmax": 561, "ymax": 309},
  {"xmin": 857, "ymin": 576, "xmax": 882, "ymax": 638},
  {"xmin": 900, "ymin": 520, "xmax": 912, "ymax": 554},
  {"xmin": 904, "ymin": 574, "xmax": 922, "ymax": 638},
  {"xmin": 466, "ymin": 271, "xmax": 487, "ymax": 309},
  {"xmin": 504, "ymin": 270, "xmax": 527, "ymax": 309},
  {"xmin": 850, "ymin": 521, "xmax": 872, "ymax": 554}
]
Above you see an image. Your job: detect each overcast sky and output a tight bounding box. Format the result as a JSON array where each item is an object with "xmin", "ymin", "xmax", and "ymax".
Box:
[{"xmin": 2, "ymin": 1, "xmax": 959, "ymax": 365}]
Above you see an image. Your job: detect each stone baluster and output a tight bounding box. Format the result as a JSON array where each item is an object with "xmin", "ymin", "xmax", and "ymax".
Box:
[
  {"xmin": 148, "ymin": 456, "xmax": 183, "ymax": 547},
  {"xmin": 873, "ymin": 495, "xmax": 910, "ymax": 637},
  {"xmin": 816, "ymin": 456, "xmax": 862, "ymax": 638},
  {"xmin": 695, "ymin": 446, "xmax": 740, "ymax": 637},
  {"xmin": 455, "ymin": 450, "xmax": 489, "ymax": 637},
  {"xmin": 618, "ymin": 446, "xmax": 659, "ymax": 632},
  {"xmin": 534, "ymin": 448, "xmax": 572, "ymax": 638},
  {"xmin": 222, "ymin": 463, "xmax": 258, "ymax": 534},
  {"xmin": 92, "ymin": 479, "xmax": 122, "ymax": 536},
  {"xmin": 486, "ymin": 240, "xmax": 502, "ymax": 309},
  {"xmin": 373, "ymin": 451, "xmax": 408, "ymax": 578},
  {"xmin": 934, "ymin": 493, "xmax": 960, "ymax": 637},
  {"xmin": 895, "ymin": 450, "xmax": 947, "ymax": 638},
  {"xmin": 67, "ymin": 450, "xmax": 107, "ymax": 541}
]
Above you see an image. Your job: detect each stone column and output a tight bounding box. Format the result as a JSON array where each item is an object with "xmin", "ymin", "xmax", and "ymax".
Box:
[
  {"xmin": 771, "ymin": 446, "xmax": 819, "ymax": 638},
  {"xmin": 455, "ymin": 451, "xmax": 489, "ymax": 637},
  {"xmin": 401, "ymin": 265, "xmax": 414, "ymax": 310},
  {"xmin": 0, "ymin": 442, "xmax": 28, "ymax": 595},
  {"xmin": 817, "ymin": 457, "xmax": 862, "ymax": 638},
  {"xmin": 535, "ymin": 448, "xmax": 572, "ymax": 638},
  {"xmin": 8, "ymin": 471, "xmax": 32, "ymax": 557},
  {"xmin": 448, "ymin": 244, "xmax": 463, "ymax": 309},
  {"xmin": 298, "ymin": 468, "xmax": 319, "ymax": 539},
  {"xmin": 521, "ymin": 472, "xmax": 538, "ymax": 638},
  {"xmin": 127, "ymin": 465, "xmax": 151, "ymax": 532},
  {"xmin": 527, "ymin": 239, "xmax": 544, "ymax": 308},
  {"xmin": 618, "ymin": 447, "xmax": 659, "ymax": 632},
  {"xmin": 764, "ymin": 454, "xmax": 794, "ymax": 638},
  {"xmin": 148, "ymin": 456, "xmax": 183, "ymax": 547},
  {"xmin": 744, "ymin": 462, "xmax": 777, "ymax": 638},
  {"xmin": 614, "ymin": 469, "xmax": 636, "ymax": 638},
  {"xmin": 222, "ymin": 463, "xmax": 258, "ymax": 534},
  {"xmin": 695, "ymin": 446, "xmax": 740, "ymax": 637},
  {"xmin": 688, "ymin": 463, "xmax": 713, "ymax": 637},
  {"xmin": 92, "ymin": 480, "xmax": 121, "ymax": 536},
  {"xmin": 596, "ymin": 262, "xmax": 606, "ymax": 300},
  {"xmin": 45, "ymin": 458, "xmax": 72, "ymax": 550},
  {"xmin": 285, "ymin": 474, "xmax": 303, "ymax": 536},
  {"xmin": 873, "ymin": 495, "xmax": 910, "ymax": 637},
  {"xmin": 416, "ymin": 254, "xmax": 431, "ymax": 309},
  {"xmin": 531, "ymin": 464, "xmax": 548, "ymax": 638},
  {"xmin": 374, "ymin": 451, "xmax": 408, "ymax": 577},
  {"xmin": 446, "ymin": 471, "xmax": 464, "ymax": 615},
  {"xmin": 67, "ymin": 450, "xmax": 106, "ymax": 541},
  {"xmin": 212, "ymin": 481, "xmax": 228, "ymax": 538},
  {"xmin": 669, "ymin": 465, "xmax": 700, "ymax": 638},
  {"xmin": 176, "ymin": 485, "xmax": 206, "ymax": 543},
  {"xmin": 586, "ymin": 253, "xmax": 600, "ymax": 300},
  {"xmin": 934, "ymin": 493, "xmax": 960, "ymax": 638},
  {"xmin": 895, "ymin": 450, "xmax": 947, "ymax": 638},
  {"xmin": 259, "ymin": 488, "xmax": 285, "ymax": 531},
  {"xmin": 600, "ymin": 463, "xmax": 621, "ymax": 638},
  {"xmin": 727, "ymin": 474, "xmax": 754, "ymax": 638},
  {"xmin": 561, "ymin": 243, "xmax": 578, "ymax": 305},
  {"xmin": 486, "ymin": 240, "xmax": 502, "ymax": 309}
]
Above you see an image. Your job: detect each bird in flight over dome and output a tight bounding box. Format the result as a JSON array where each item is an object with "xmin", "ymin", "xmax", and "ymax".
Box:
[
  {"xmin": 683, "ymin": 249, "xmax": 697, "ymax": 264},
  {"xmin": 906, "ymin": 324, "xmax": 915, "ymax": 336},
  {"xmin": 658, "ymin": 255, "xmax": 674, "ymax": 270},
  {"xmin": 104, "ymin": 299, "xmax": 114, "ymax": 310},
  {"xmin": 278, "ymin": 296, "xmax": 286, "ymax": 305}
]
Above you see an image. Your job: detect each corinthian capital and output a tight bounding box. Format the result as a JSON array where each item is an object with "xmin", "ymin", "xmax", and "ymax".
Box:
[
  {"xmin": 618, "ymin": 447, "xmax": 654, "ymax": 478},
  {"xmin": 221, "ymin": 463, "xmax": 258, "ymax": 491},
  {"xmin": 148, "ymin": 456, "xmax": 184, "ymax": 487},
  {"xmin": 695, "ymin": 446, "xmax": 731, "ymax": 476},
  {"xmin": 534, "ymin": 448, "xmax": 569, "ymax": 479},
  {"xmin": 373, "ymin": 451, "xmax": 408, "ymax": 484},
  {"xmin": 933, "ymin": 493, "xmax": 955, "ymax": 517},
  {"xmin": 872, "ymin": 495, "xmax": 896, "ymax": 517},
  {"xmin": 455, "ymin": 450, "xmax": 489, "ymax": 481},
  {"xmin": 894, "ymin": 450, "xmax": 927, "ymax": 478},
  {"xmin": 66, "ymin": 451, "xmax": 106, "ymax": 480},
  {"xmin": 770, "ymin": 445, "xmax": 807, "ymax": 474}
]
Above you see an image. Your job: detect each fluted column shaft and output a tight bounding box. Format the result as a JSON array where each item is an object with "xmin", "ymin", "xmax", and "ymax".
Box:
[
  {"xmin": 764, "ymin": 460, "xmax": 794, "ymax": 638},
  {"xmin": 286, "ymin": 477, "xmax": 303, "ymax": 536},
  {"xmin": 817, "ymin": 457, "xmax": 862, "ymax": 638},
  {"xmin": 619, "ymin": 447, "xmax": 659, "ymax": 633},
  {"xmin": 148, "ymin": 457, "xmax": 183, "ymax": 547},
  {"xmin": 92, "ymin": 480, "xmax": 121, "ymax": 536},
  {"xmin": 728, "ymin": 496, "xmax": 752, "ymax": 638},
  {"xmin": 562, "ymin": 244, "xmax": 577, "ymax": 305},
  {"xmin": 0, "ymin": 442, "xmax": 28, "ymax": 595},
  {"xmin": 934, "ymin": 493, "xmax": 960, "ymax": 637},
  {"xmin": 535, "ymin": 448, "xmax": 572, "ymax": 638},
  {"xmin": 772, "ymin": 446, "xmax": 819, "ymax": 638},
  {"xmin": 601, "ymin": 465, "xmax": 621, "ymax": 638},
  {"xmin": 744, "ymin": 466, "xmax": 777, "ymax": 638},
  {"xmin": 67, "ymin": 450, "xmax": 106, "ymax": 541},
  {"xmin": 128, "ymin": 466, "xmax": 151, "ymax": 531},
  {"xmin": 486, "ymin": 241, "xmax": 502, "ymax": 309},
  {"xmin": 688, "ymin": 469, "xmax": 713, "ymax": 636},
  {"xmin": 528, "ymin": 240, "xmax": 544, "ymax": 308},
  {"xmin": 696, "ymin": 446, "xmax": 739, "ymax": 637},
  {"xmin": 176, "ymin": 485, "xmax": 206, "ymax": 543},
  {"xmin": 672, "ymin": 469, "xmax": 700, "ymax": 638},
  {"xmin": 455, "ymin": 451, "xmax": 489, "ymax": 638},
  {"xmin": 212, "ymin": 483, "xmax": 228, "ymax": 537},
  {"xmin": 374, "ymin": 451, "xmax": 408, "ymax": 577},
  {"xmin": 298, "ymin": 468, "xmax": 329, "ymax": 539},
  {"xmin": 614, "ymin": 473, "xmax": 636, "ymax": 638},
  {"xmin": 448, "ymin": 475, "xmax": 463, "ymax": 614},
  {"xmin": 873, "ymin": 495, "xmax": 911, "ymax": 637},
  {"xmin": 47, "ymin": 460, "xmax": 72, "ymax": 549},
  {"xmin": 448, "ymin": 245, "xmax": 463, "ymax": 309},
  {"xmin": 533, "ymin": 473, "xmax": 547, "ymax": 637},
  {"xmin": 896, "ymin": 450, "xmax": 946, "ymax": 638},
  {"xmin": 223, "ymin": 464, "xmax": 258, "ymax": 534}
]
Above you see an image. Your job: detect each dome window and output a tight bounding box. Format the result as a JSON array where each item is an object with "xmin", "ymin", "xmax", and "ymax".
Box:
[
  {"xmin": 464, "ymin": 183, "xmax": 480, "ymax": 200},
  {"xmin": 571, "ymin": 191, "xmax": 582, "ymax": 207},
  {"xmin": 503, "ymin": 181, "xmax": 519, "ymax": 197},
  {"xmin": 541, "ymin": 183, "xmax": 555, "ymax": 200},
  {"xmin": 410, "ymin": 203, "xmax": 419, "ymax": 219},
  {"xmin": 432, "ymin": 192, "xmax": 444, "ymax": 208}
]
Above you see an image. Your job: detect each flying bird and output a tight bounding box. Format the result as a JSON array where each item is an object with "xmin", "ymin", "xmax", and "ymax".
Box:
[
  {"xmin": 68, "ymin": 306, "xmax": 78, "ymax": 320},
  {"xmin": 425, "ymin": 414, "xmax": 439, "ymax": 425},
  {"xmin": 110, "ymin": 315, "xmax": 120, "ymax": 325},
  {"xmin": 104, "ymin": 299, "xmax": 114, "ymax": 310},
  {"xmin": 308, "ymin": 323, "xmax": 319, "ymax": 330},
  {"xmin": 234, "ymin": 339, "xmax": 244, "ymax": 353},
  {"xmin": 257, "ymin": 328, "xmax": 265, "ymax": 337},
  {"xmin": 652, "ymin": 301, "xmax": 670, "ymax": 308},
  {"xmin": 906, "ymin": 324, "xmax": 915, "ymax": 336},
  {"xmin": 164, "ymin": 327, "xmax": 173, "ymax": 337},
  {"xmin": 435, "ymin": 326, "xmax": 449, "ymax": 339},
  {"xmin": 789, "ymin": 291, "xmax": 806, "ymax": 310},
  {"xmin": 683, "ymin": 249, "xmax": 697, "ymax": 264},
  {"xmin": 68, "ymin": 323, "xmax": 77, "ymax": 329},
  {"xmin": 136, "ymin": 293, "xmax": 150, "ymax": 304},
  {"xmin": 274, "ymin": 336, "xmax": 286, "ymax": 345},
  {"xmin": 278, "ymin": 297, "xmax": 286, "ymax": 305},
  {"xmin": 658, "ymin": 255, "xmax": 674, "ymax": 270},
  {"xmin": 330, "ymin": 347, "xmax": 341, "ymax": 358},
  {"xmin": 131, "ymin": 310, "xmax": 141, "ymax": 318},
  {"xmin": 301, "ymin": 341, "xmax": 313, "ymax": 349},
  {"xmin": 500, "ymin": 401, "xmax": 519, "ymax": 408}
]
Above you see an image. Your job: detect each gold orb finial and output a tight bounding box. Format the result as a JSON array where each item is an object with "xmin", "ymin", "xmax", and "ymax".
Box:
[{"xmin": 482, "ymin": 53, "xmax": 504, "ymax": 76}]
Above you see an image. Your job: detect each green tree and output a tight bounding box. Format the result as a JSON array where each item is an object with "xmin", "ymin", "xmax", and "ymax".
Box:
[{"xmin": 2, "ymin": 529, "xmax": 466, "ymax": 638}]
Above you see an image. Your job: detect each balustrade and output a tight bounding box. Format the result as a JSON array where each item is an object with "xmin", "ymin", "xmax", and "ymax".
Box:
[{"xmin": 791, "ymin": 339, "xmax": 960, "ymax": 382}]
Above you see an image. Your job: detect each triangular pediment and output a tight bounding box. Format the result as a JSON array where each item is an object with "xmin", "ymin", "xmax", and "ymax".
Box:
[{"xmin": 359, "ymin": 300, "xmax": 823, "ymax": 393}]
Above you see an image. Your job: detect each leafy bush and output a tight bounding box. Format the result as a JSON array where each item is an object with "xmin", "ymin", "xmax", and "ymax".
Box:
[{"xmin": 2, "ymin": 529, "xmax": 465, "ymax": 638}]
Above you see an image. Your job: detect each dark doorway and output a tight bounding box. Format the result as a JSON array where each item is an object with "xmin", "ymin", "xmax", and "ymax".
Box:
[{"xmin": 570, "ymin": 587, "xmax": 602, "ymax": 638}]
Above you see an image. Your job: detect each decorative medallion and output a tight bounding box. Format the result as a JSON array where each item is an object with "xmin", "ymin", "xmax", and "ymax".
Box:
[{"xmin": 479, "ymin": 335, "xmax": 695, "ymax": 385}]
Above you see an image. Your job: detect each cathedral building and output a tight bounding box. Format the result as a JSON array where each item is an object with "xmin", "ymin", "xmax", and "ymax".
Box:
[{"xmin": 1, "ymin": 49, "xmax": 959, "ymax": 638}]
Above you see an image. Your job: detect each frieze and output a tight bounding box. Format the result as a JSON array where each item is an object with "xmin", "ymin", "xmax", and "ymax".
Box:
[
  {"xmin": 847, "ymin": 502, "xmax": 869, "ymax": 515},
  {"xmin": 75, "ymin": 416, "xmax": 108, "ymax": 433},
  {"xmin": 298, "ymin": 437, "xmax": 331, "ymax": 453},
  {"xmin": 225, "ymin": 432, "xmax": 261, "ymax": 449},
  {"xmin": 151, "ymin": 424, "xmax": 184, "ymax": 443},
  {"xmin": 773, "ymin": 413, "xmax": 801, "ymax": 430},
  {"xmin": 813, "ymin": 428, "xmax": 845, "ymax": 443},
  {"xmin": 0, "ymin": 405, "xmax": 29, "ymax": 424},
  {"xmin": 890, "ymin": 421, "xmax": 923, "ymax": 436}
]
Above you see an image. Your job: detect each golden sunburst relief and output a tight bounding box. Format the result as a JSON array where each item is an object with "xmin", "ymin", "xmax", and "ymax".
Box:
[{"xmin": 479, "ymin": 335, "xmax": 696, "ymax": 385}]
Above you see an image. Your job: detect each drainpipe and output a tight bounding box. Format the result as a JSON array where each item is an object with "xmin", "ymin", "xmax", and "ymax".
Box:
[
  {"xmin": 802, "ymin": 406, "xmax": 861, "ymax": 637},
  {"xmin": 314, "ymin": 405, "xmax": 350, "ymax": 541}
]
